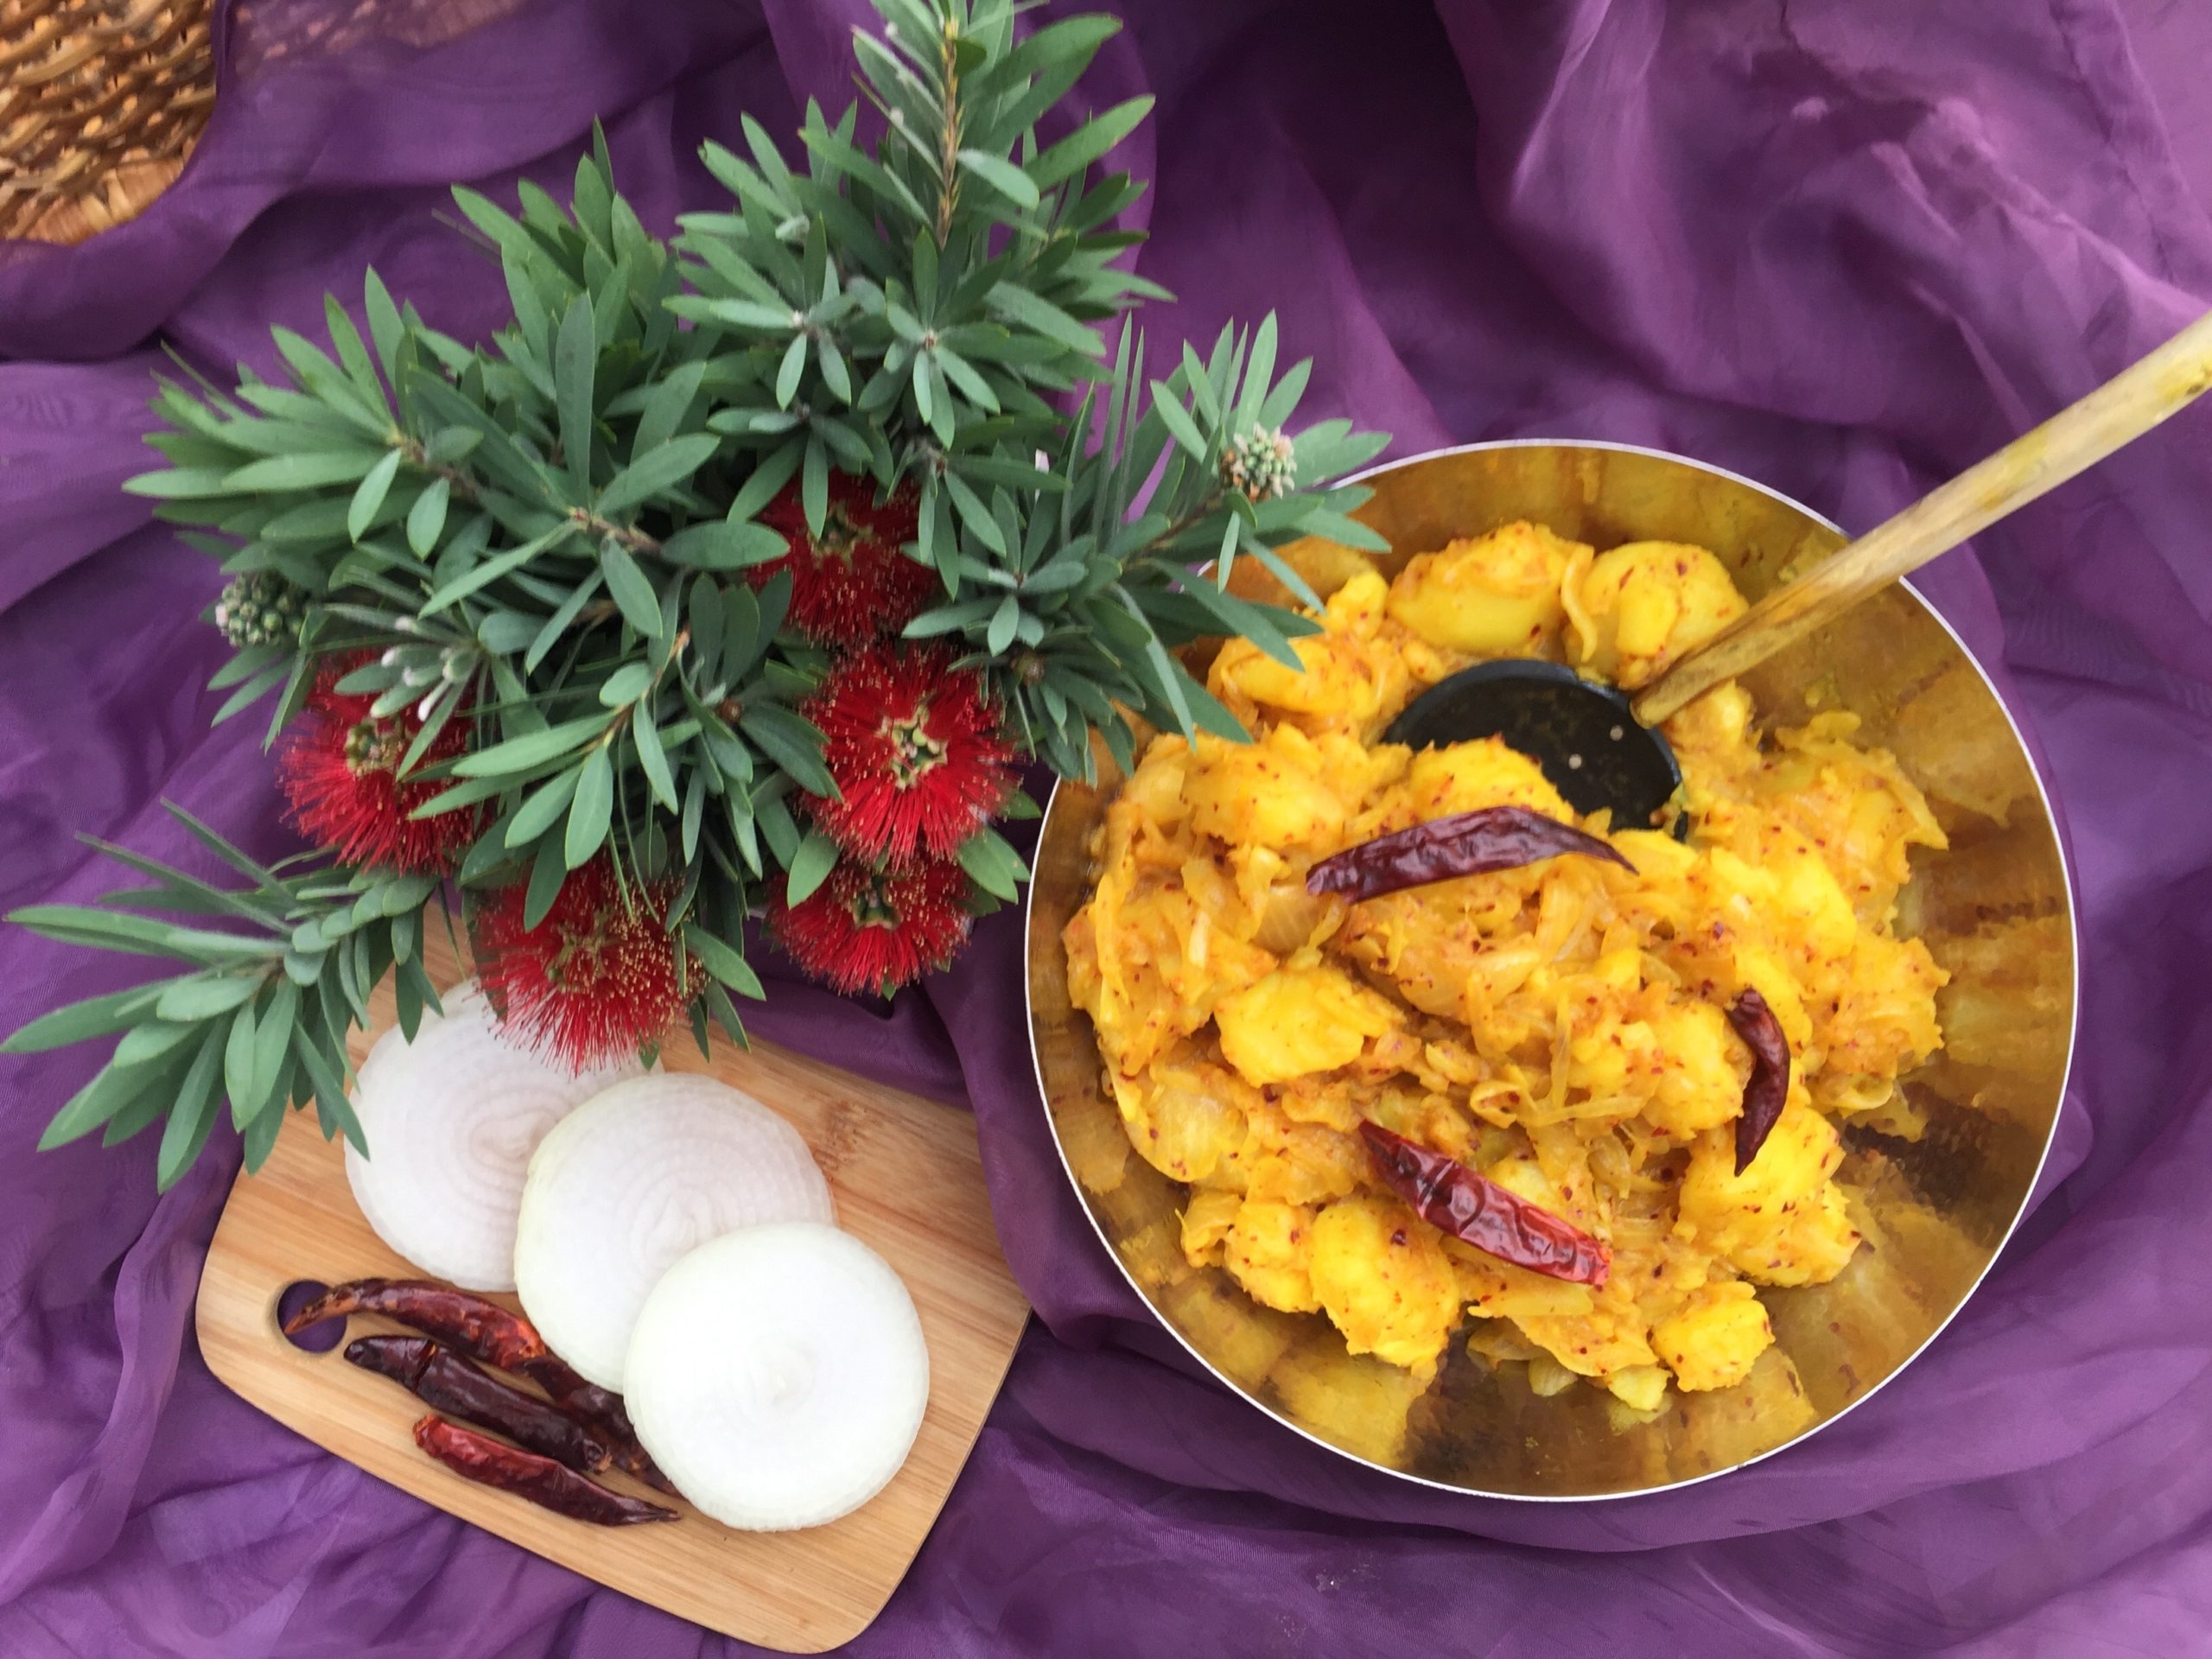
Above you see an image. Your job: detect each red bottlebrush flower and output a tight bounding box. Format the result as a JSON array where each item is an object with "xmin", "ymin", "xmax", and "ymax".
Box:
[
  {"xmin": 753, "ymin": 472, "xmax": 937, "ymax": 645},
  {"xmin": 803, "ymin": 644, "xmax": 1017, "ymax": 867},
  {"xmin": 277, "ymin": 658, "xmax": 477, "ymax": 874},
  {"xmin": 470, "ymin": 859, "xmax": 700, "ymax": 1071},
  {"xmin": 767, "ymin": 856, "xmax": 971, "ymax": 998}
]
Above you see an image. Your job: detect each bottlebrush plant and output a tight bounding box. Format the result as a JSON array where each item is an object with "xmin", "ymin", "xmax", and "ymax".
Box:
[{"xmin": 1, "ymin": 0, "xmax": 1389, "ymax": 1191}]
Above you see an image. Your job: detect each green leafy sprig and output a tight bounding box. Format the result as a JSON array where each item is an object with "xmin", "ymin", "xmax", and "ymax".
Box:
[{"xmin": 2, "ymin": 0, "xmax": 1389, "ymax": 1191}]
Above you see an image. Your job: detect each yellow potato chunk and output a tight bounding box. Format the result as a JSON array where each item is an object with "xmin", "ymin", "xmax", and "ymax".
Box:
[
  {"xmin": 1387, "ymin": 522, "xmax": 1586, "ymax": 653},
  {"xmin": 1396, "ymin": 738, "xmax": 1573, "ymax": 823},
  {"xmin": 1567, "ymin": 541, "xmax": 1748, "ymax": 690},
  {"xmin": 1222, "ymin": 1199, "xmax": 1321, "ymax": 1313},
  {"xmin": 1735, "ymin": 1182, "xmax": 1861, "ymax": 1287},
  {"xmin": 1215, "ymin": 963, "xmax": 1402, "ymax": 1086},
  {"xmin": 1307, "ymin": 1197, "xmax": 1463, "ymax": 1375},
  {"xmin": 1651, "ymin": 1280, "xmax": 1774, "ymax": 1391},
  {"xmin": 1679, "ymin": 1097, "xmax": 1843, "ymax": 1260},
  {"xmin": 1605, "ymin": 1363, "xmax": 1670, "ymax": 1412},
  {"xmin": 1642, "ymin": 1001, "xmax": 1749, "ymax": 1139},
  {"xmin": 1209, "ymin": 571, "xmax": 1409, "ymax": 731},
  {"xmin": 1185, "ymin": 727, "xmax": 1348, "ymax": 851}
]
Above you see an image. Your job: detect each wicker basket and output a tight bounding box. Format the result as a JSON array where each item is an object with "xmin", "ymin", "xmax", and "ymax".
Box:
[{"xmin": 0, "ymin": 0, "xmax": 218, "ymax": 244}]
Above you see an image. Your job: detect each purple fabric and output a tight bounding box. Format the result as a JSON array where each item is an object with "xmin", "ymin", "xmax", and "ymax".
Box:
[{"xmin": 3, "ymin": 0, "xmax": 2209, "ymax": 1651}]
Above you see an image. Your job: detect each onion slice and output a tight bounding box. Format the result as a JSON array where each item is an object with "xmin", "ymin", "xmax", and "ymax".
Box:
[
  {"xmin": 512, "ymin": 1075, "xmax": 834, "ymax": 1391},
  {"xmin": 624, "ymin": 1223, "xmax": 928, "ymax": 1531},
  {"xmin": 345, "ymin": 981, "xmax": 643, "ymax": 1291}
]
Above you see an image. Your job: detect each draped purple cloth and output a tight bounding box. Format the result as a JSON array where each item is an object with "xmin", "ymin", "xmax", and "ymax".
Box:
[{"xmin": 4, "ymin": 1, "xmax": 2209, "ymax": 1651}]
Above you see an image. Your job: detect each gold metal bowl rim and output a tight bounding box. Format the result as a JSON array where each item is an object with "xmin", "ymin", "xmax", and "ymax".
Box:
[{"xmin": 1021, "ymin": 436, "xmax": 2079, "ymax": 1502}]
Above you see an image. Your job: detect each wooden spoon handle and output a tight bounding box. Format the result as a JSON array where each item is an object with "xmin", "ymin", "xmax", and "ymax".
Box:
[{"xmin": 1632, "ymin": 308, "xmax": 2212, "ymax": 726}]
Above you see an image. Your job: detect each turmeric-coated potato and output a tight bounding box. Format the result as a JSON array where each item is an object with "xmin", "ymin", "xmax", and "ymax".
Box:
[
  {"xmin": 1567, "ymin": 541, "xmax": 1748, "ymax": 689},
  {"xmin": 1651, "ymin": 1280, "xmax": 1773, "ymax": 1391},
  {"xmin": 1387, "ymin": 522, "xmax": 1586, "ymax": 654},
  {"xmin": 1679, "ymin": 1096, "xmax": 1840, "ymax": 1259},
  {"xmin": 1185, "ymin": 727, "xmax": 1347, "ymax": 851},
  {"xmin": 1307, "ymin": 1197, "xmax": 1463, "ymax": 1375},
  {"xmin": 1222, "ymin": 1199, "xmax": 1322, "ymax": 1313},
  {"xmin": 1214, "ymin": 963, "xmax": 1402, "ymax": 1086}
]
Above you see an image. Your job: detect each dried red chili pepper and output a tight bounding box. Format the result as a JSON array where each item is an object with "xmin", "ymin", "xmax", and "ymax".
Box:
[
  {"xmin": 1358, "ymin": 1121, "xmax": 1611, "ymax": 1287},
  {"xmin": 1306, "ymin": 805, "xmax": 1635, "ymax": 903},
  {"xmin": 285, "ymin": 1279, "xmax": 556, "ymax": 1373},
  {"xmin": 410, "ymin": 1414, "xmax": 678, "ymax": 1527},
  {"xmin": 1726, "ymin": 988, "xmax": 1791, "ymax": 1174},
  {"xmin": 346, "ymin": 1336, "xmax": 612, "ymax": 1475},
  {"xmin": 285, "ymin": 1278, "xmax": 673, "ymax": 1491},
  {"xmin": 554, "ymin": 1388, "xmax": 677, "ymax": 1494}
]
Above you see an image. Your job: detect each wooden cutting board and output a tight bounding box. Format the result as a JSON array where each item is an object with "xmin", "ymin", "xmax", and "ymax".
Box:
[{"xmin": 194, "ymin": 915, "xmax": 1030, "ymax": 1654}]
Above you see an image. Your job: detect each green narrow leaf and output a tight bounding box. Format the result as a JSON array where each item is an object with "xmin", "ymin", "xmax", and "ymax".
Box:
[
  {"xmin": 957, "ymin": 828, "xmax": 1026, "ymax": 902},
  {"xmin": 101, "ymin": 1090, "xmax": 170, "ymax": 1149},
  {"xmin": 987, "ymin": 594, "xmax": 1020, "ymax": 656},
  {"xmin": 633, "ymin": 359, "xmax": 709, "ymax": 461},
  {"xmin": 524, "ymin": 830, "xmax": 570, "ymax": 927},
  {"xmin": 633, "ymin": 713, "xmax": 678, "ymax": 813},
  {"xmin": 1149, "ymin": 381, "xmax": 1210, "ymax": 461},
  {"xmin": 599, "ymin": 663, "xmax": 654, "ymax": 707},
  {"xmin": 363, "ymin": 270, "xmax": 405, "ymax": 385},
  {"xmin": 153, "ymin": 974, "xmax": 264, "ymax": 1023},
  {"xmin": 156, "ymin": 1026, "xmax": 229, "ymax": 1191},
  {"xmin": 957, "ymin": 149, "xmax": 1042, "ymax": 208},
  {"xmin": 555, "ymin": 293, "xmax": 596, "ymax": 499},
  {"xmin": 1, "ymin": 985, "xmax": 161, "ymax": 1054},
  {"xmin": 739, "ymin": 704, "xmax": 836, "ymax": 797},
  {"xmin": 450, "ymin": 712, "xmax": 608, "ymax": 778},
  {"xmin": 785, "ymin": 830, "xmax": 838, "ymax": 906},
  {"xmin": 775, "ymin": 333, "xmax": 809, "ymax": 409},
  {"xmin": 112, "ymin": 1020, "xmax": 200, "ymax": 1069},
  {"xmin": 728, "ymin": 442, "xmax": 804, "ymax": 523},
  {"xmin": 684, "ymin": 925, "xmax": 765, "ymax": 1000},
  {"xmin": 419, "ymin": 525, "xmax": 572, "ymax": 616},
  {"xmin": 240, "ymin": 1082, "xmax": 286, "ymax": 1173},
  {"xmin": 506, "ymin": 765, "xmax": 583, "ymax": 846},
  {"xmin": 294, "ymin": 1026, "xmax": 365, "ymax": 1154},
  {"xmin": 251, "ymin": 980, "xmax": 299, "ymax": 1115},
  {"xmin": 597, "ymin": 434, "xmax": 721, "ymax": 520},
  {"xmin": 406, "ymin": 475, "xmax": 451, "ymax": 557},
  {"xmin": 600, "ymin": 540, "xmax": 664, "ymax": 637},
  {"xmin": 346, "ymin": 448, "xmax": 402, "ymax": 542},
  {"xmin": 800, "ymin": 435, "xmax": 829, "ymax": 535},
  {"xmin": 224, "ymin": 1001, "xmax": 261, "ymax": 1128},
  {"xmin": 565, "ymin": 745, "xmax": 615, "ymax": 868},
  {"xmin": 223, "ymin": 451, "xmax": 385, "ymax": 492},
  {"xmin": 661, "ymin": 520, "xmax": 785, "ymax": 570},
  {"xmin": 682, "ymin": 767, "xmax": 707, "ymax": 863}
]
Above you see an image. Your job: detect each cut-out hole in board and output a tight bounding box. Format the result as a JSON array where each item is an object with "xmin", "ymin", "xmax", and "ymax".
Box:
[{"xmin": 276, "ymin": 1279, "xmax": 344, "ymax": 1353}]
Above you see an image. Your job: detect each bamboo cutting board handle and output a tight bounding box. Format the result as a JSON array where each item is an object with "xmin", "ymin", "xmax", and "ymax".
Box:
[{"xmin": 1634, "ymin": 309, "xmax": 2212, "ymax": 726}]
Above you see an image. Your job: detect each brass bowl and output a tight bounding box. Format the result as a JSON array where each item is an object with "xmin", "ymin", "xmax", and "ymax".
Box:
[{"xmin": 1024, "ymin": 441, "xmax": 2076, "ymax": 1500}]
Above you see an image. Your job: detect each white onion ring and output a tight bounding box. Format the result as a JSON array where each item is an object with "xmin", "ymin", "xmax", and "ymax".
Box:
[
  {"xmin": 512, "ymin": 1074, "xmax": 834, "ymax": 1391},
  {"xmin": 344, "ymin": 981, "xmax": 645, "ymax": 1292},
  {"xmin": 624, "ymin": 1223, "xmax": 928, "ymax": 1531}
]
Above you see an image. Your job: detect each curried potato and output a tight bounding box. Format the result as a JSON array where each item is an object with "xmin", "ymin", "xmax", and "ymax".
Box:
[
  {"xmin": 1308, "ymin": 1196, "xmax": 1463, "ymax": 1376},
  {"xmin": 1565, "ymin": 540, "xmax": 1748, "ymax": 689},
  {"xmin": 1651, "ymin": 1280, "xmax": 1774, "ymax": 1391},
  {"xmin": 1065, "ymin": 525, "xmax": 1948, "ymax": 1408},
  {"xmin": 1222, "ymin": 1199, "xmax": 1322, "ymax": 1313},
  {"xmin": 1215, "ymin": 963, "xmax": 1402, "ymax": 1086},
  {"xmin": 1386, "ymin": 521, "xmax": 1586, "ymax": 655}
]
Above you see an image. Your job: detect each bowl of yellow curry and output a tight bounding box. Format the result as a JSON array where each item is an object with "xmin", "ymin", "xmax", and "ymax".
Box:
[{"xmin": 1025, "ymin": 441, "xmax": 2075, "ymax": 1499}]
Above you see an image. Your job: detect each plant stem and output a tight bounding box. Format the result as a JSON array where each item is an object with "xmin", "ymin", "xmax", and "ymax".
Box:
[{"xmin": 935, "ymin": 14, "xmax": 961, "ymax": 247}]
